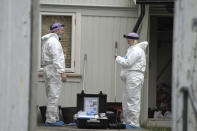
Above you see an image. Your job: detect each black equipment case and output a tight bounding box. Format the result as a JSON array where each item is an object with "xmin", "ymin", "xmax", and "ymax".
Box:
[{"xmin": 75, "ymin": 91, "xmax": 108, "ymax": 129}]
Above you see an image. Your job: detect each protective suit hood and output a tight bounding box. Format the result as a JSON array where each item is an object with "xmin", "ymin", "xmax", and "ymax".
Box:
[
  {"xmin": 42, "ymin": 33, "xmax": 58, "ymax": 41},
  {"xmin": 136, "ymin": 41, "xmax": 148, "ymax": 51}
]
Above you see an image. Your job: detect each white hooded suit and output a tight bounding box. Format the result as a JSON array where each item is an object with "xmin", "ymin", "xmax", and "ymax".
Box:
[
  {"xmin": 116, "ymin": 41, "xmax": 148, "ymax": 127},
  {"xmin": 41, "ymin": 33, "xmax": 65, "ymax": 123}
]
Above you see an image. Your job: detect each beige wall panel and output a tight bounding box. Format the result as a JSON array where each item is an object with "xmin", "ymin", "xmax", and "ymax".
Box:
[
  {"xmin": 138, "ymin": 5, "xmax": 149, "ymax": 124},
  {"xmin": 81, "ymin": 16, "xmax": 137, "ymax": 102},
  {"xmin": 40, "ymin": 0, "xmax": 135, "ymax": 7},
  {"xmin": 37, "ymin": 80, "xmax": 82, "ymax": 107}
]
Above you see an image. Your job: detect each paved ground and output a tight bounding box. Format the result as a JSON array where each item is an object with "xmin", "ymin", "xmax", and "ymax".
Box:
[{"xmin": 36, "ymin": 124, "xmax": 149, "ymax": 131}]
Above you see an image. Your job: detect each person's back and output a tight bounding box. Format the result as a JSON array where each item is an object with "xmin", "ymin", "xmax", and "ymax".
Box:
[{"xmin": 132, "ymin": 41, "xmax": 148, "ymax": 73}]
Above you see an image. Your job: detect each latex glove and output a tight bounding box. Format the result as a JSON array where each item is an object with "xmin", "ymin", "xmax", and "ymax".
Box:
[{"xmin": 61, "ymin": 73, "xmax": 67, "ymax": 82}]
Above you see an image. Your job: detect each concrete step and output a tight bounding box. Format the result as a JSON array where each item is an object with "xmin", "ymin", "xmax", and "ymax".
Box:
[{"xmin": 37, "ymin": 125, "xmax": 149, "ymax": 131}]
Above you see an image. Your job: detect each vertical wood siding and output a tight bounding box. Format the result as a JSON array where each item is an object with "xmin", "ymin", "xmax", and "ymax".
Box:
[{"xmin": 81, "ymin": 16, "xmax": 136, "ymax": 102}]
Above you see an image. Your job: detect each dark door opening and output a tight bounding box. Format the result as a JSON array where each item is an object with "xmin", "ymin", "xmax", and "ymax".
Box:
[{"xmin": 148, "ymin": 16, "xmax": 173, "ymax": 119}]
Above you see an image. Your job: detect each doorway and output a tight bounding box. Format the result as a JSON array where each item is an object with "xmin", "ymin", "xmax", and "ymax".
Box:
[{"xmin": 148, "ymin": 16, "xmax": 173, "ymax": 119}]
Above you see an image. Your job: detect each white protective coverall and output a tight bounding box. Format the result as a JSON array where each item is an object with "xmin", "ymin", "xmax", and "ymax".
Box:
[
  {"xmin": 116, "ymin": 41, "xmax": 148, "ymax": 127},
  {"xmin": 41, "ymin": 33, "xmax": 65, "ymax": 123}
]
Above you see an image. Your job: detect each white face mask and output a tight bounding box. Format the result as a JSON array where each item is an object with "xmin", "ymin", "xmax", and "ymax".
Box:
[{"xmin": 58, "ymin": 34, "xmax": 63, "ymax": 40}]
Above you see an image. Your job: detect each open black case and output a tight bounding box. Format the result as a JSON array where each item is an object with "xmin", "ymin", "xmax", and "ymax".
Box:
[{"xmin": 74, "ymin": 90, "xmax": 108, "ymax": 129}]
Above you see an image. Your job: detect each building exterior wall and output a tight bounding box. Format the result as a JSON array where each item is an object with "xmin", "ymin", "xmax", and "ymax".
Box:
[
  {"xmin": 80, "ymin": 15, "xmax": 137, "ymax": 101},
  {"xmin": 137, "ymin": 5, "xmax": 149, "ymax": 124},
  {"xmin": 173, "ymin": 0, "xmax": 197, "ymax": 130},
  {"xmin": 37, "ymin": 5, "xmax": 139, "ymax": 106},
  {"xmin": 37, "ymin": 2, "xmax": 149, "ymax": 125},
  {"xmin": 40, "ymin": 0, "xmax": 135, "ymax": 8},
  {"xmin": 0, "ymin": 0, "xmax": 31, "ymax": 131}
]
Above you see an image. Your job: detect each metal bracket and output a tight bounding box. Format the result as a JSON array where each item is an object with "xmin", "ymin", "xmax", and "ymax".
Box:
[{"xmin": 192, "ymin": 18, "xmax": 197, "ymax": 32}]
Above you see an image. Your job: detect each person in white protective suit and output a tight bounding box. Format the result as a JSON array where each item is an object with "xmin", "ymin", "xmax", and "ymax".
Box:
[
  {"xmin": 116, "ymin": 32, "xmax": 148, "ymax": 129},
  {"xmin": 41, "ymin": 22, "xmax": 67, "ymax": 126}
]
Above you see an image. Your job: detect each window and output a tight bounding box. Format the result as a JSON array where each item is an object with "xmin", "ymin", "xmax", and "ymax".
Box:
[{"xmin": 39, "ymin": 12, "xmax": 77, "ymax": 73}]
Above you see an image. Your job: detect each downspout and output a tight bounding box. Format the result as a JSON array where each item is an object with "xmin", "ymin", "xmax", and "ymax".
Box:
[{"xmin": 132, "ymin": 4, "xmax": 145, "ymax": 33}]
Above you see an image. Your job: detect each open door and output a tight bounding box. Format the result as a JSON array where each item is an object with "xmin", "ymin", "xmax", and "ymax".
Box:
[{"xmin": 148, "ymin": 16, "xmax": 173, "ymax": 121}]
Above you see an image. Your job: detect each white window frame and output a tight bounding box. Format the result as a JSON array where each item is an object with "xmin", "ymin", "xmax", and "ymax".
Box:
[{"xmin": 39, "ymin": 12, "xmax": 77, "ymax": 73}]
